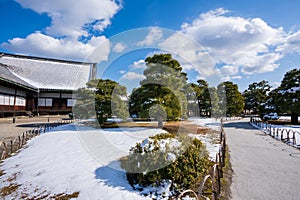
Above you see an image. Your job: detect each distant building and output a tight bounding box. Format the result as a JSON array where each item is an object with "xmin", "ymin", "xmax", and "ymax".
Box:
[{"xmin": 0, "ymin": 52, "xmax": 96, "ymax": 117}]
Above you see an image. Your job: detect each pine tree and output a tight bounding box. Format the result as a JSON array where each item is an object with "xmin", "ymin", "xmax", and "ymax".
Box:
[
  {"xmin": 209, "ymin": 87, "xmax": 222, "ymax": 118},
  {"xmin": 129, "ymin": 54, "xmax": 188, "ymax": 122},
  {"xmin": 190, "ymin": 80, "xmax": 211, "ymax": 117},
  {"xmin": 275, "ymin": 68, "xmax": 300, "ymax": 124},
  {"xmin": 217, "ymin": 81, "xmax": 244, "ymax": 116},
  {"xmin": 73, "ymin": 79, "xmax": 129, "ymax": 125},
  {"xmin": 243, "ymin": 80, "xmax": 271, "ymax": 117}
]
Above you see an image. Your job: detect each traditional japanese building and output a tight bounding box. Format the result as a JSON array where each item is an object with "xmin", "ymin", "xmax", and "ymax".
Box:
[{"xmin": 0, "ymin": 52, "xmax": 96, "ymax": 117}]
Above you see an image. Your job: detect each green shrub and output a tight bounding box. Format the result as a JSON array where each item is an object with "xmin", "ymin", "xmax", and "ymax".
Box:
[{"xmin": 120, "ymin": 132, "xmax": 212, "ymax": 194}]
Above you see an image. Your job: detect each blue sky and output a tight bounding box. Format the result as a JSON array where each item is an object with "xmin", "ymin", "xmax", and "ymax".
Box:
[{"xmin": 1, "ymin": 0, "xmax": 300, "ymax": 92}]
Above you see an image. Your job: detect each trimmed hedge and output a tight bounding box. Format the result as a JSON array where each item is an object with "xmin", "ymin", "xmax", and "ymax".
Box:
[{"xmin": 120, "ymin": 132, "xmax": 212, "ymax": 193}]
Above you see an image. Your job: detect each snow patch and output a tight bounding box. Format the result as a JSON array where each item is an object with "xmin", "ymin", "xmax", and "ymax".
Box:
[
  {"xmin": 0, "ymin": 125, "xmax": 164, "ymax": 199},
  {"xmin": 188, "ymin": 117, "xmax": 221, "ymax": 131}
]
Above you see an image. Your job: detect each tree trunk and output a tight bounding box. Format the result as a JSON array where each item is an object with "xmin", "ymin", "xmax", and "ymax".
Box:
[
  {"xmin": 291, "ymin": 113, "xmax": 299, "ymax": 125},
  {"xmin": 158, "ymin": 116, "xmax": 163, "ymax": 128},
  {"xmin": 197, "ymin": 99, "xmax": 201, "ymax": 117},
  {"xmin": 157, "ymin": 113, "xmax": 163, "ymax": 128}
]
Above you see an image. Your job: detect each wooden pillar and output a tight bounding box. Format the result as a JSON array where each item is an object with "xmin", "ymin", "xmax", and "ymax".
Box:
[
  {"xmin": 13, "ymin": 88, "xmax": 17, "ymax": 122},
  {"xmin": 59, "ymin": 91, "xmax": 62, "ymax": 114}
]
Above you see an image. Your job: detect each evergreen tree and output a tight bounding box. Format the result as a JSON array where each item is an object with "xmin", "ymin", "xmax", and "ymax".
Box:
[
  {"xmin": 73, "ymin": 86, "xmax": 96, "ymax": 119},
  {"xmin": 129, "ymin": 54, "xmax": 188, "ymax": 121},
  {"xmin": 184, "ymin": 83, "xmax": 199, "ymax": 117},
  {"xmin": 209, "ymin": 87, "xmax": 222, "ymax": 118},
  {"xmin": 191, "ymin": 80, "xmax": 211, "ymax": 117},
  {"xmin": 217, "ymin": 81, "xmax": 244, "ymax": 116},
  {"xmin": 73, "ymin": 79, "xmax": 129, "ymax": 125},
  {"xmin": 275, "ymin": 68, "xmax": 300, "ymax": 124},
  {"xmin": 243, "ymin": 80, "xmax": 271, "ymax": 117}
]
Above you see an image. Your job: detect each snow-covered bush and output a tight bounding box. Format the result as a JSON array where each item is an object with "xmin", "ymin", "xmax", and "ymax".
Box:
[{"xmin": 120, "ymin": 132, "xmax": 212, "ymax": 196}]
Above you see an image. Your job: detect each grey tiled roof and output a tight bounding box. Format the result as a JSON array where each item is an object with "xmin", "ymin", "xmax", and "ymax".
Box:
[
  {"xmin": 0, "ymin": 53, "xmax": 95, "ymax": 90},
  {"xmin": 0, "ymin": 63, "xmax": 37, "ymax": 90}
]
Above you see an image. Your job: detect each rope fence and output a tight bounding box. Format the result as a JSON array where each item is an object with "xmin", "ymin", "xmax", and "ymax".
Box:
[
  {"xmin": 0, "ymin": 119, "xmax": 74, "ymax": 161},
  {"xmin": 250, "ymin": 118, "xmax": 300, "ymax": 149}
]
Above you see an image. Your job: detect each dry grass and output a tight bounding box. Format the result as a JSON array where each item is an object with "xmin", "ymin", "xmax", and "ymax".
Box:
[
  {"xmin": 83, "ymin": 120, "xmax": 160, "ymax": 129},
  {"xmin": 163, "ymin": 121, "xmax": 199, "ymax": 134},
  {"xmin": 53, "ymin": 191, "xmax": 80, "ymax": 200},
  {"xmin": 0, "ymin": 188, "xmax": 80, "ymax": 199},
  {"xmin": 83, "ymin": 119, "xmax": 219, "ymax": 138},
  {"xmin": 220, "ymin": 145, "xmax": 233, "ymax": 200},
  {"xmin": 19, "ymin": 191, "xmax": 80, "ymax": 200},
  {"xmin": 0, "ymin": 184, "xmax": 20, "ymax": 196},
  {"xmin": 6, "ymin": 173, "xmax": 19, "ymax": 182},
  {"xmin": 0, "ymin": 169, "xmax": 79, "ymax": 199},
  {"xmin": 268, "ymin": 119, "xmax": 298, "ymax": 125}
]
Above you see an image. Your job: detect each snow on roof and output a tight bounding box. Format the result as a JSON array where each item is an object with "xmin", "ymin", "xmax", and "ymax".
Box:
[
  {"xmin": 0, "ymin": 63, "xmax": 37, "ymax": 90},
  {"xmin": 0, "ymin": 53, "xmax": 96, "ymax": 90}
]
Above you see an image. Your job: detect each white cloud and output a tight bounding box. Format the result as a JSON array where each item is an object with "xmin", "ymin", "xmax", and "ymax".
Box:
[
  {"xmin": 240, "ymin": 52, "xmax": 283, "ymax": 74},
  {"xmin": 159, "ymin": 32, "xmax": 198, "ymax": 63},
  {"xmin": 181, "ymin": 64, "xmax": 195, "ymax": 71},
  {"xmin": 119, "ymin": 70, "xmax": 126, "ymax": 74},
  {"xmin": 277, "ymin": 30, "xmax": 300, "ymax": 54},
  {"xmin": 2, "ymin": 0, "xmax": 121, "ymax": 61},
  {"xmin": 140, "ymin": 9, "xmax": 298, "ymax": 78},
  {"xmin": 219, "ymin": 65, "xmax": 239, "ymax": 75},
  {"xmin": 121, "ymin": 72, "xmax": 145, "ymax": 80},
  {"xmin": 138, "ymin": 27, "xmax": 163, "ymax": 46},
  {"xmin": 221, "ymin": 76, "xmax": 231, "ymax": 82},
  {"xmin": 15, "ymin": 0, "xmax": 122, "ymax": 39},
  {"xmin": 159, "ymin": 32, "xmax": 216, "ymax": 76},
  {"xmin": 113, "ymin": 42, "xmax": 127, "ymax": 53},
  {"xmin": 2, "ymin": 32, "xmax": 110, "ymax": 62},
  {"xmin": 220, "ymin": 75, "xmax": 241, "ymax": 82},
  {"xmin": 199, "ymin": 8, "xmax": 229, "ymax": 19},
  {"xmin": 177, "ymin": 8, "xmax": 286, "ymax": 75},
  {"xmin": 231, "ymin": 76, "xmax": 242, "ymax": 80},
  {"xmin": 130, "ymin": 60, "xmax": 147, "ymax": 69},
  {"xmin": 220, "ymin": 75, "xmax": 242, "ymax": 82}
]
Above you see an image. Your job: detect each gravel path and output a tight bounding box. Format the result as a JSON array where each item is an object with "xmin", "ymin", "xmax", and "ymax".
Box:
[
  {"xmin": 224, "ymin": 119, "xmax": 300, "ymax": 200},
  {"xmin": 0, "ymin": 116, "xmax": 68, "ymax": 143}
]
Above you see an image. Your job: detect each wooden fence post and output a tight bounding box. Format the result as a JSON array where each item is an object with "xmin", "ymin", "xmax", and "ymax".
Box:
[
  {"xmin": 22, "ymin": 132, "xmax": 25, "ymax": 145},
  {"xmin": 293, "ymin": 132, "xmax": 296, "ymax": 145},
  {"xmin": 10, "ymin": 140, "xmax": 13, "ymax": 154}
]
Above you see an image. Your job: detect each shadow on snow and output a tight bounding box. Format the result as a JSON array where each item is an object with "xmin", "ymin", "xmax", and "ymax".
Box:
[{"xmin": 95, "ymin": 160, "xmax": 135, "ymax": 192}]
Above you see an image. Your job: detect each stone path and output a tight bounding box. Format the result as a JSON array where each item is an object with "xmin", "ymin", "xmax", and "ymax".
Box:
[{"xmin": 224, "ymin": 119, "xmax": 300, "ymax": 200}]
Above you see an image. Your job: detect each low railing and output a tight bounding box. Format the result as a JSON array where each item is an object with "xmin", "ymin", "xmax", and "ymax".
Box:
[
  {"xmin": 177, "ymin": 120, "xmax": 227, "ymax": 200},
  {"xmin": 0, "ymin": 119, "xmax": 73, "ymax": 160},
  {"xmin": 250, "ymin": 118, "xmax": 300, "ymax": 148}
]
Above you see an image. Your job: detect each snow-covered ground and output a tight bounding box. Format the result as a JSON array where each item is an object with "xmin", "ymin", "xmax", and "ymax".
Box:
[
  {"xmin": 0, "ymin": 119, "xmax": 221, "ymax": 199},
  {"xmin": 278, "ymin": 116, "xmax": 300, "ymax": 120},
  {"xmin": 188, "ymin": 117, "xmax": 221, "ymax": 131},
  {"xmin": 0, "ymin": 124, "xmax": 164, "ymax": 199},
  {"xmin": 188, "ymin": 118, "xmax": 222, "ymax": 160}
]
